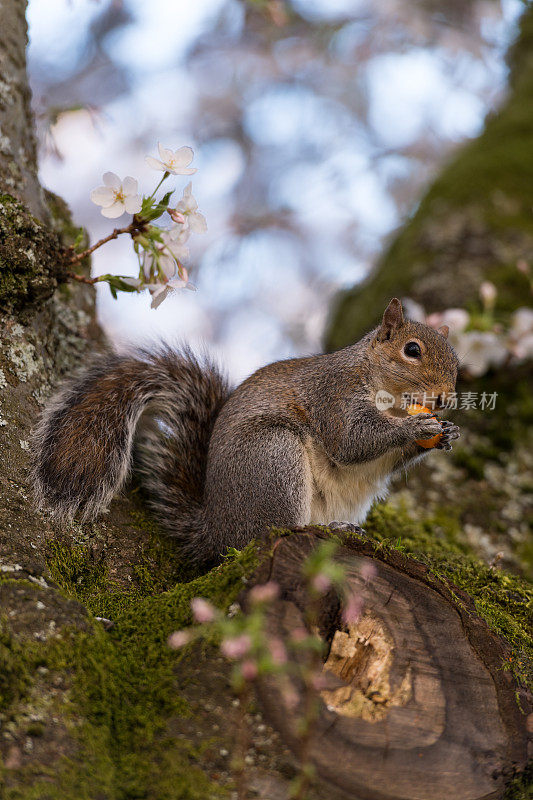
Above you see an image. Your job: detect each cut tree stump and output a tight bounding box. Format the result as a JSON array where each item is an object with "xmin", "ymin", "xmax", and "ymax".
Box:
[{"xmin": 244, "ymin": 528, "xmax": 532, "ymax": 800}]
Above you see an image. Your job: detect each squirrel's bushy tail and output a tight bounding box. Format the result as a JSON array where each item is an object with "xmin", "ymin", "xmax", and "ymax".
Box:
[{"xmin": 32, "ymin": 346, "xmax": 230, "ymax": 549}]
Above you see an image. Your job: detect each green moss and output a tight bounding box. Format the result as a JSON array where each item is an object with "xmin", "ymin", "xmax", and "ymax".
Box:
[
  {"xmin": 0, "ymin": 194, "xmax": 65, "ymax": 313},
  {"xmin": 503, "ymin": 761, "xmax": 533, "ymax": 800},
  {"xmin": 10, "ymin": 541, "xmax": 261, "ymax": 799},
  {"xmin": 46, "ymin": 541, "xmax": 110, "ymax": 607},
  {"xmin": 45, "ymin": 508, "xmax": 206, "ymax": 620},
  {"xmin": 0, "ymin": 622, "xmax": 30, "ymax": 712},
  {"xmin": 362, "ymin": 503, "xmax": 533, "ymax": 691}
]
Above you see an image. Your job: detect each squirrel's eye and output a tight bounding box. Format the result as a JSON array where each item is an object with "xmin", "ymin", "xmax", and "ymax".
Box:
[{"xmin": 404, "ymin": 341, "xmax": 421, "ymax": 359}]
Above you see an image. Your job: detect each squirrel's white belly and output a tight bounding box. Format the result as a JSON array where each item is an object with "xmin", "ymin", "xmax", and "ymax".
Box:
[{"xmin": 305, "ymin": 442, "xmax": 400, "ymax": 525}]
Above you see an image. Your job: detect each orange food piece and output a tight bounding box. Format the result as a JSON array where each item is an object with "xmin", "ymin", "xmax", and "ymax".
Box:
[{"xmin": 407, "ymin": 403, "xmax": 443, "ymax": 449}]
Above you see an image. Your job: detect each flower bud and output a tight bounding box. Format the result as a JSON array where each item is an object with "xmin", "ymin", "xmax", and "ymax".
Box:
[
  {"xmin": 249, "ymin": 581, "xmax": 279, "ymax": 605},
  {"xmin": 220, "ymin": 634, "xmax": 252, "ymax": 659},
  {"xmin": 168, "ymin": 630, "xmax": 190, "ymax": 649},
  {"xmin": 240, "ymin": 659, "xmax": 258, "ymax": 681},
  {"xmin": 191, "ymin": 597, "xmax": 216, "ymax": 623},
  {"xmin": 311, "ymin": 573, "xmax": 331, "ymax": 594},
  {"xmin": 479, "ymin": 281, "xmax": 497, "ymax": 311},
  {"xmin": 168, "ymin": 208, "xmax": 186, "ymax": 225}
]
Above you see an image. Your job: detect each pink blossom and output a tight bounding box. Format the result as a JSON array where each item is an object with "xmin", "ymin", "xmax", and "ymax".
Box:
[
  {"xmin": 220, "ymin": 634, "xmax": 252, "ymax": 660},
  {"xmin": 311, "ymin": 672, "xmax": 329, "ymax": 691},
  {"xmin": 249, "ymin": 581, "xmax": 279, "ymax": 605},
  {"xmin": 342, "ymin": 593, "xmax": 363, "ymax": 625},
  {"xmin": 268, "ymin": 637, "xmax": 287, "ymax": 665},
  {"xmin": 168, "ymin": 630, "xmax": 190, "ymax": 649},
  {"xmin": 191, "ymin": 597, "xmax": 216, "ymax": 624},
  {"xmin": 282, "ymin": 684, "xmax": 299, "ymax": 711},
  {"xmin": 359, "ymin": 561, "xmax": 377, "ymax": 583},
  {"xmin": 290, "ymin": 627, "xmax": 308, "ymax": 643},
  {"xmin": 312, "ymin": 573, "xmax": 331, "ymax": 594},
  {"xmin": 240, "ymin": 659, "xmax": 258, "ymax": 681}
]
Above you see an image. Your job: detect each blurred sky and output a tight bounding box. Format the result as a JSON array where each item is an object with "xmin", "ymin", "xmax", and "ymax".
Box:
[{"xmin": 27, "ymin": 0, "xmax": 523, "ymax": 381}]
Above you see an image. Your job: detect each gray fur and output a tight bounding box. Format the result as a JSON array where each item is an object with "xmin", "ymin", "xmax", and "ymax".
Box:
[{"xmin": 31, "ymin": 303, "xmax": 460, "ymax": 566}]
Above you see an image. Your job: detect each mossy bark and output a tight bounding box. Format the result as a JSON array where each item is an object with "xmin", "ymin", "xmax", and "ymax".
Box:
[
  {"xmin": 326, "ymin": 6, "xmax": 533, "ymax": 579},
  {"xmin": 0, "ymin": 1, "xmax": 47, "ymax": 221}
]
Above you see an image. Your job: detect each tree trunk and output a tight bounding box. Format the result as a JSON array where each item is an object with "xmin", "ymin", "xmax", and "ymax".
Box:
[
  {"xmin": 0, "ymin": 0, "xmax": 47, "ymax": 220},
  {"xmin": 245, "ymin": 528, "xmax": 532, "ymax": 800}
]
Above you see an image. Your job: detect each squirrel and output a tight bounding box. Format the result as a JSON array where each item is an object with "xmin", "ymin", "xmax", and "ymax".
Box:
[{"xmin": 32, "ymin": 298, "xmax": 460, "ymax": 566}]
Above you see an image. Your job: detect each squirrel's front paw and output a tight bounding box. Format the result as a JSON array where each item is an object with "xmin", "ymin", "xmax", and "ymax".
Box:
[
  {"xmin": 403, "ymin": 413, "xmax": 442, "ymax": 442},
  {"xmin": 434, "ymin": 420, "xmax": 461, "ymax": 451}
]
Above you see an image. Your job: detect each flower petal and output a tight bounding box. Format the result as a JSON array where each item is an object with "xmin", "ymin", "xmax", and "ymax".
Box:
[
  {"xmin": 145, "ymin": 156, "xmax": 166, "ymax": 172},
  {"xmin": 122, "ymin": 176, "xmax": 138, "ymax": 195},
  {"xmin": 143, "ymin": 254, "xmax": 155, "ymax": 281},
  {"xmin": 173, "ymin": 146, "xmax": 194, "ymax": 168},
  {"xmin": 158, "ymin": 142, "xmax": 174, "ymax": 163},
  {"xmin": 101, "ymin": 201, "xmax": 125, "ymax": 219},
  {"xmin": 189, "ymin": 213, "xmax": 207, "ymax": 234},
  {"xmin": 167, "ymin": 278, "xmax": 187, "ymax": 291},
  {"xmin": 90, "ymin": 186, "xmax": 115, "ymax": 207},
  {"xmin": 124, "ymin": 194, "xmax": 142, "ymax": 214},
  {"xmin": 160, "ymin": 254, "xmax": 176, "ymax": 280},
  {"xmin": 171, "ymin": 166, "xmax": 197, "ymax": 176},
  {"xmin": 103, "ymin": 172, "xmax": 121, "ymax": 189},
  {"xmin": 167, "ymin": 225, "xmax": 190, "ymax": 243},
  {"xmin": 150, "ymin": 286, "xmax": 170, "ymax": 309}
]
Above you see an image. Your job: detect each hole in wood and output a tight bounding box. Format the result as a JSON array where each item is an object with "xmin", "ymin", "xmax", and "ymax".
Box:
[
  {"xmin": 245, "ymin": 530, "xmax": 531, "ymax": 800},
  {"xmin": 321, "ymin": 612, "xmax": 412, "ymax": 721}
]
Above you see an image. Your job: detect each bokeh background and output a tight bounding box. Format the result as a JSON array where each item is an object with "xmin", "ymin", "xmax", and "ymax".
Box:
[{"xmin": 27, "ymin": 0, "xmax": 523, "ymax": 380}]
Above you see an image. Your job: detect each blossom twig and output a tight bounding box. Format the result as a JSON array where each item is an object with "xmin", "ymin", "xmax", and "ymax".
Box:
[
  {"xmin": 68, "ymin": 220, "xmax": 144, "ymax": 265},
  {"xmin": 64, "ymin": 144, "xmax": 206, "ymax": 308},
  {"xmin": 66, "ymin": 271, "xmax": 99, "ymax": 285}
]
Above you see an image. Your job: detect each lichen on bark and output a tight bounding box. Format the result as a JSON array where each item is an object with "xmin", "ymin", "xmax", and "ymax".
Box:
[{"xmin": 0, "ymin": 194, "xmax": 66, "ymax": 314}]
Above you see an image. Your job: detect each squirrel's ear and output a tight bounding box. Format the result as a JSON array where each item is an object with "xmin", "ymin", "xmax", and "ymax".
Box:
[
  {"xmin": 438, "ymin": 325, "xmax": 449, "ymax": 339},
  {"xmin": 376, "ymin": 298, "xmax": 404, "ymax": 341}
]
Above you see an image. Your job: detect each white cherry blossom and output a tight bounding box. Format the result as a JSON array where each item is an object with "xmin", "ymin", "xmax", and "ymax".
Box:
[
  {"xmin": 90, "ymin": 173, "xmax": 142, "ymax": 219},
  {"xmin": 164, "ymin": 228, "xmax": 190, "ymax": 262},
  {"xmin": 143, "ymin": 247, "xmax": 175, "ymax": 281},
  {"xmin": 147, "ymin": 277, "xmax": 195, "ymax": 309},
  {"xmin": 453, "ymin": 331, "xmax": 507, "ymax": 377},
  {"xmin": 145, "ymin": 144, "xmax": 197, "ymax": 175},
  {"xmin": 508, "ymin": 308, "xmax": 533, "ymax": 361},
  {"xmin": 510, "ymin": 307, "xmax": 533, "ymax": 339},
  {"xmin": 427, "ymin": 307, "xmax": 469, "ymax": 333},
  {"xmin": 143, "ymin": 229, "xmax": 190, "ymax": 283},
  {"xmin": 174, "ymin": 182, "xmax": 207, "ymax": 233}
]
